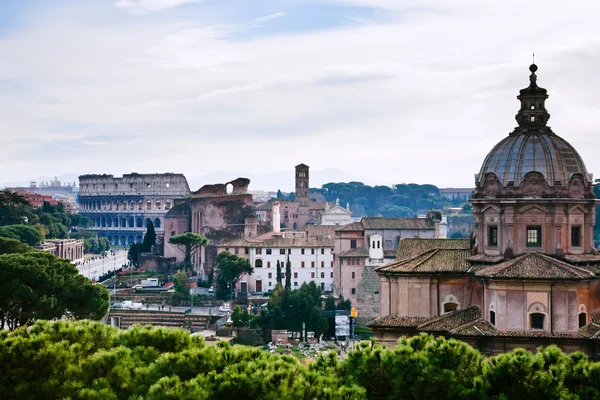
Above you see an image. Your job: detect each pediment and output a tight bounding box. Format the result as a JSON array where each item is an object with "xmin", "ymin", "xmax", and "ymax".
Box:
[
  {"xmin": 568, "ymin": 205, "xmax": 588, "ymax": 215},
  {"xmin": 482, "ymin": 204, "xmax": 501, "ymax": 214},
  {"xmin": 518, "ymin": 204, "xmax": 548, "ymax": 214}
]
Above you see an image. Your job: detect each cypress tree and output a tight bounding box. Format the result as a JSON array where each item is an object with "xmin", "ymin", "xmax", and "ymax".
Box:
[
  {"xmin": 142, "ymin": 220, "xmax": 157, "ymax": 253},
  {"xmin": 276, "ymin": 260, "xmax": 282, "ymax": 285},
  {"xmin": 285, "ymin": 256, "xmax": 291, "ymax": 291}
]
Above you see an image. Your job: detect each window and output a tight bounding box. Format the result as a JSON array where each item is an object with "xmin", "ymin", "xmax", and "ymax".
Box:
[
  {"xmin": 351, "ymin": 288, "xmax": 356, "ymax": 295},
  {"xmin": 294, "ymin": 282, "xmax": 298, "ymax": 287},
  {"xmin": 571, "ymin": 226, "xmax": 581, "ymax": 247},
  {"xmin": 255, "ymin": 259, "xmax": 263, "ymax": 268},
  {"xmin": 321, "ymin": 261, "xmax": 324, "ymax": 268},
  {"xmin": 311, "ymin": 272, "xmax": 315, "ymax": 278},
  {"xmin": 269, "ymin": 282, "xmax": 272, "ymax": 287},
  {"xmin": 331, "ymin": 261, "xmax": 333, "ymax": 267},
  {"xmin": 245, "ymin": 248, "xmax": 249, "ymax": 255},
  {"xmin": 268, "ymin": 273, "xmax": 272, "ymax": 279},
  {"xmin": 321, "ymin": 272, "xmax": 325, "ymax": 278},
  {"xmin": 352, "ymin": 272, "xmax": 355, "ymax": 279},
  {"xmin": 256, "ymin": 248, "xmax": 262, "ymax": 255},
  {"xmin": 443, "ymin": 302, "xmax": 458, "ymax": 313},
  {"xmin": 301, "ymin": 248, "xmax": 305, "ymax": 254},
  {"xmin": 531, "ymin": 313, "xmax": 545, "ymax": 329},
  {"xmin": 311, "ymin": 249, "xmax": 315, "ymax": 255},
  {"xmin": 490, "ymin": 310, "xmax": 496, "ymax": 326},
  {"xmin": 280, "ymin": 249, "xmax": 286, "ymax": 255},
  {"xmin": 350, "ymin": 240, "xmax": 357, "ymax": 249},
  {"xmin": 301, "ymin": 261, "xmax": 305, "ymax": 268},
  {"xmin": 311, "ymin": 261, "xmax": 315, "ymax": 268},
  {"xmin": 294, "ymin": 272, "xmax": 298, "ymax": 278},
  {"xmin": 330, "ymin": 272, "xmax": 333, "ymax": 278},
  {"xmin": 267, "ymin": 261, "xmax": 271, "ymax": 268},
  {"xmin": 579, "ymin": 312, "xmax": 587, "ymax": 328},
  {"xmin": 526, "ymin": 226, "xmax": 542, "ymax": 247},
  {"xmin": 488, "ymin": 226, "xmax": 498, "ymax": 247},
  {"xmin": 321, "ymin": 248, "xmax": 325, "ymax": 254},
  {"xmin": 234, "ymin": 248, "xmax": 239, "ymax": 254},
  {"xmin": 266, "ymin": 249, "xmax": 272, "ymax": 255},
  {"xmin": 288, "ymin": 249, "xmax": 291, "ymax": 254}
]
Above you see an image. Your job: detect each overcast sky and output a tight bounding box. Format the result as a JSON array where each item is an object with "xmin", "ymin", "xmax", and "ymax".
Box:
[{"xmin": 2, "ymin": 0, "xmax": 600, "ymax": 190}]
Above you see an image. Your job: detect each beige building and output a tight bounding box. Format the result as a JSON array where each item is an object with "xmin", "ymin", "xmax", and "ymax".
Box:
[
  {"xmin": 369, "ymin": 64, "xmax": 600, "ymax": 358},
  {"xmin": 36, "ymin": 239, "xmax": 84, "ymax": 263}
]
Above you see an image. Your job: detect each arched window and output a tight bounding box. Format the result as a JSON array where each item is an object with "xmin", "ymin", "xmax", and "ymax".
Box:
[
  {"xmin": 442, "ymin": 295, "xmax": 459, "ymax": 314},
  {"xmin": 138, "ymin": 201, "xmax": 143, "ymax": 210},
  {"xmin": 443, "ymin": 302, "xmax": 458, "ymax": 313},
  {"xmin": 154, "ymin": 218, "xmax": 161, "ymax": 229},
  {"xmin": 490, "ymin": 310, "xmax": 496, "ymax": 326},
  {"xmin": 146, "ymin": 201, "xmax": 152, "ymax": 210},
  {"xmin": 528, "ymin": 302, "xmax": 547, "ymax": 330},
  {"xmin": 155, "ymin": 201, "xmax": 161, "ymax": 210},
  {"xmin": 255, "ymin": 259, "xmax": 263, "ymax": 268}
]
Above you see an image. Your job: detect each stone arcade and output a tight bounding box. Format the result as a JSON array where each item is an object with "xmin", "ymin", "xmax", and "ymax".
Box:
[{"xmin": 369, "ymin": 64, "xmax": 600, "ymax": 358}]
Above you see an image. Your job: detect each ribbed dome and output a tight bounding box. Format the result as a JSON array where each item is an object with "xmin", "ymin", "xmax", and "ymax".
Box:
[
  {"xmin": 477, "ymin": 64, "xmax": 589, "ymax": 187},
  {"xmin": 478, "ymin": 132, "xmax": 588, "ymax": 186}
]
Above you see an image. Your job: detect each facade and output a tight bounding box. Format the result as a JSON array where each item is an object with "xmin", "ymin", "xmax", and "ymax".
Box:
[
  {"xmin": 10, "ymin": 190, "xmax": 60, "ymax": 208},
  {"xmin": 163, "ymin": 177, "xmax": 255, "ymax": 276},
  {"xmin": 319, "ymin": 199, "xmax": 353, "ymax": 226},
  {"xmin": 334, "ymin": 216, "xmax": 439, "ymax": 322},
  {"xmin": 218, "ymin": 209, "xmax": 335, "ymax": 296},
  {"xmin": 370, "ymin": 64, "xmax": 600, "ymax": 358},
  {"xmin": 256, "ymin": 164, "xmax": 335, "ymax": 231},
  {"xmin": 78, "ymin": 173, "xmax": 191, "ymax": 246},
  {"xmin": 36, "ymin": 239, "xmax": 84, "ymax": 263}
]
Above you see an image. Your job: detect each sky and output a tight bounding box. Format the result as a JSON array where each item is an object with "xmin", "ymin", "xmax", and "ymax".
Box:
[{"xmin": 2, "ymin": 0, "xmax": 600, "ymax": 191}]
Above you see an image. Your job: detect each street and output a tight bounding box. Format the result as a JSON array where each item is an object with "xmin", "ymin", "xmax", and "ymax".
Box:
[{"xmin": 76, "ymin": 251, "xmax": 129, "ymax": 282}]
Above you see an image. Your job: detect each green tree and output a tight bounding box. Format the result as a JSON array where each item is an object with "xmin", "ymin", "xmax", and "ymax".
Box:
[
  {"xmin": 276, "ymin": 259, "xmax": 282, "ymax": 285},
  {"xmin": 231, "ymin": 305, "xmax": 244, "ymax": 327},
  {"xmin": 214, "ymin": 251, "xmax": 253, "ymax": 300},
  {"xmin": 128, "ymin": 242, "xmax": 144, "ymax": 266},
  {"xmin": 308, "ymin": 306, "xmax": 329, "ymax": 341},
  {"xmin": 142, "ymin": 220, "xmax": 157, "ymax": 253},
  {"xmin": 0, "ymin": 237, "xmax": 32, "ymax": 255},
  {"xmin": 0, "ymin": 252, "xmax": 109, "ymax": 330},
  {"xmin": 325, "ymin": 296, "xmax": 336, "ymax": 310},
  {"xmin": 173, "ymin": 270, "xmax": 189, "ymax": 295},
  {"xmin": 0, "ymin": 190, "xmax": 33, "ymax": 226},
  {"xmin": 285, "ymin": 258, "xmax": 291, "ymax": 291},
  {"xmin": 168, "ymin": 232, "xmax": 208, "ymax": 270},
  {"xmin": 0, "ymin": 224, "xmax": 43, "ymax": 246}
]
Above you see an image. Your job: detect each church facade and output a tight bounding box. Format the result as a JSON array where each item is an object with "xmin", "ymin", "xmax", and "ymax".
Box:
[{"xmin": 369, "ymin": 64, "xmax": 600, "ymax": 358}]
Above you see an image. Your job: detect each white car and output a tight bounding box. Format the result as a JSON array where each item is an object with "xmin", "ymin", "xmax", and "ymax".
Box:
[
  {"xmin": 219, "ymin": 304, "xmax": 231, "ymax": 313},
  {"xmin": 121, "ymin": 301, "xmax": 143, "ymax": 310}
]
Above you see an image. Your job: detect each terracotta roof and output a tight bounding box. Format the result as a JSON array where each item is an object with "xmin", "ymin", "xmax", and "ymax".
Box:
[
  {"xmin": 397, "ymin": 238, "xmax": 470, "ymax": 260},
  {"xmin": 449, "ymin": 319, "xmax": 497, "ymax": 336},
  {"xmin": 367, "ymin": 315, "xmax": 431, "ymax": 328},
  {"xmin": 379, "ymin": 248, "xmax": 471, "ymax": 273},
  {"xmin": 417, "ymin": 306, "xmax": 481, "ymax": 332},
  {"xmin": 334, "ymin": 222, "xmax": 364, "ymax": 232},
  {"xmin": 309, "ymin": 201, "xmax": 334, "ymax": 211},
  {"xmin": 220, "ymin": 235, "xmax": 333, "ymax": 248},
  {"xmin": 306, "ymin": 225, "xmax": 336, "ymax": 239},
  {"xmin": 362, "ymin": 217, "xmax": 434, "ymax": 230},
  {"xmin": 467, "ymin": 254, "xmax": 504, "ymax": 263},
  {"xmin": 563, "ymin": 254, "xmax": 600, "ymax": 263},
  {"xmin": 577, "ymin": 323, "xmax": 600, "ymax": 339},
  {"xmin": 339, "ymin": 248, "xmax": 369, "ymax": 257},
  {"xmin": 474, "ymin": 253, "xmax": 596, "ymax": 280}
]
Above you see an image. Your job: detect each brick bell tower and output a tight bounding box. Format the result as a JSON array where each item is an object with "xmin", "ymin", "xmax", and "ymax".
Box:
[{"xmin": 295, "ymin": 164, "xmax": 310, "ymax": 231}]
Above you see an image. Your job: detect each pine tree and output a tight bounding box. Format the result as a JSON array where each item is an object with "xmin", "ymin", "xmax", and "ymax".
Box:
[{"xmin": 276, "ymin": 260, "xmax": 282, "ymax": 285}]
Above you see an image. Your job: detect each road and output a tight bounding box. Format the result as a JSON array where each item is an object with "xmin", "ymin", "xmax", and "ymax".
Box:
[{"xmin": 76, "ymin": 251, "xmax": 129, "ymax": 282}]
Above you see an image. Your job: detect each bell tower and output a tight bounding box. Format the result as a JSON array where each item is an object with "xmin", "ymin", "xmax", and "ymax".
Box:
[{"xmin": 295, "ymin": 164, "xmax": 310, "ymax": 230}]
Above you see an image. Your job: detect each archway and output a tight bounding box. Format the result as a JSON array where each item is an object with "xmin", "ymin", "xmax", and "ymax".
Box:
[
  {"xmin": 136, "ymin": 217, "xmax": 143, "ymax": 228},
  {"xmin": 154, "ymin": 218, "xmax": 161, "ymax": 229}
]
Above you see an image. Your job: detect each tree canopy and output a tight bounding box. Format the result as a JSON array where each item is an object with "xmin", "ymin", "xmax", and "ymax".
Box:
[
  {"xmin": 168, "ymin": 232, "xmax": 208, "ymax": 269},
  {"xmin": 0, "ymin": 252, "xmax": 109, "ymax": 330},
  {"xmin": 0, "ymin": 224, "xmax": 44, "ymax": 246},
  {"xmin": 214, "ymin": 251, "xmax": 253, "ymax": 300},
  {"xmin": 4, "ymin": 321, "xmax": 600, "ymax": 400}
]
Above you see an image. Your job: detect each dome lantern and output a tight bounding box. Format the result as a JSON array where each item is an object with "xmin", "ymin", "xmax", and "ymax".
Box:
[{"xmin": 514, "ymin": 64, "xmax": 551, "ymax": 130}]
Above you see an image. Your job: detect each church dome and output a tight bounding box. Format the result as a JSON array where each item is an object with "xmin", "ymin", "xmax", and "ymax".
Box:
[{"xmin": 476, "ymin": 64, "xmax": 589, "ymax": 187}]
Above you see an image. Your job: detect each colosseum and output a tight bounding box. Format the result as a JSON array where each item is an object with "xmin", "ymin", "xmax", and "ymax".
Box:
[{"xmin": 78, "ymin": 173, "xmax": 191, "ymax": 246}]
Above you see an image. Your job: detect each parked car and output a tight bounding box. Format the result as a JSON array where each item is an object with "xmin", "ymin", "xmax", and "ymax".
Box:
[
  {"xmin": 219, "ymin": 303, "xmax": 231, "ymax": 313},
  {"xmin": 121, "ymin": 301, "xmax": 143, "ymax": 310}
]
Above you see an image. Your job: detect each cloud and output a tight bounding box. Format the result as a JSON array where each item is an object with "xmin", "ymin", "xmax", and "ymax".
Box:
[
  {"xmin": 3, "ymin": 0, "xmax": 600, "ymax": 190},
  {"xmin": 114, "ymin": 0, "xmax": 201, "ymax": 14}
]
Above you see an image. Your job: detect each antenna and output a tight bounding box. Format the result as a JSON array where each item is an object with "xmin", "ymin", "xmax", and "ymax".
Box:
[{"xmin": 532, "ymin": 51, "xmax": 535, "ymax": 64}]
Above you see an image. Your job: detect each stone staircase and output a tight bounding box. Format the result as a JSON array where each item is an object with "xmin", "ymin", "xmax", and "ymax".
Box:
[{"xmin": 107, "ymin": 310, "xmax": 210, "ymax": 332}]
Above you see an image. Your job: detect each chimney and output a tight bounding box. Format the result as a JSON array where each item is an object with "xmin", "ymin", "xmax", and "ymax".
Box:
[{"xmin": 272, "ymin": 201, "xmax": 281, "ymax": 233}]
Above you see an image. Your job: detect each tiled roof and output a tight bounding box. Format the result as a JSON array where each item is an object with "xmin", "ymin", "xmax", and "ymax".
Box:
[
  {"xmin": 362, "ymin": 217, "xmax": 434, "ymax": 230},
  {"xmin": 467, "ymin": 254, "xmax": 504, "ymax": 263},
  {"xmin": 165, "ymin": 201, "xmax": 191, "ymax": 217},
  {"xmin": 334, "ymin": 222, "xmax": 364, "ymax": 232},
  {"xmin": 306, "ymin": 225, "xmax": 336, "ymax": 239},
  {"xmin": 449, "ymin": 319, "xmax": 497, "ymax": 336},
  {"xmin": 474, "ymin": 253, "xmax": 596, "ymax": 280},
  {"xmin": 396, "ymin": 238, "xmax": 470, "ymax": 260},
  {"xmin": 309, "ymin": 201, "xmax": 335, "ymax": 211},
  {"xmin": 577, "ymin": 323, "xmax": 600, "ymax": 339},
  {"xmin": 417, "ymin": 306, "xmax": 481, "ymax": 332},
  {"xmin": 339, "ymin": 248, "xmax": 369, "ymax": 257},
  {"xmin": 367, "ymin": 315, "xmax": 431, "ymax": 328},
  {"xmin": 378, "ymin": 248, "xmax": 471, "ymax": 273},
  {"xmin": 256, "ymin": 202, "xmax": 272, "ymax": 211},
  {"xmin": 563, "ymin": 254, "xmax": 600, "ymax": 263},
  {"xmin": 220, "ymin": 236, "xmax": 333, "ymax": 248}
]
